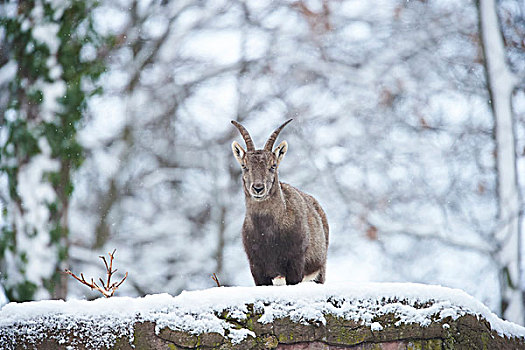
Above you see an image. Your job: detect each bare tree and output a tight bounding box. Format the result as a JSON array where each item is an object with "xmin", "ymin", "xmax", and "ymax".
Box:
[
  {"xmin": 59, "ymin": 0, "xmax": 523, "ymax": 325},
  {"xmin": 478, "ymin": 0, "xmax": 524, "ymax": 324}
]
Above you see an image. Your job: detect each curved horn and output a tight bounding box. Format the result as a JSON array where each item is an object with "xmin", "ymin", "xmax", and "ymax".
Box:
[
  {"xmin": 231, "ymin": 120, "xmax": 255, "ymax": 151},
  {"xmin": 264, "ymin": 119, "xmax": 293, "ymax": 151}
]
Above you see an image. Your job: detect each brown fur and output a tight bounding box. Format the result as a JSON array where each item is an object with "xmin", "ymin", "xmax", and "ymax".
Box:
[{"xmin": 231, "ymin": 120, "xmax": 329, "ymax": 285}]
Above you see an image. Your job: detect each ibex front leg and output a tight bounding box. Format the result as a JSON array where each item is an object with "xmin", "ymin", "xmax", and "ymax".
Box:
[
  {"xmin": 250, "ymin": 264, "xmax": 274, "ymax": 286},
  {"xmin": 285, "ymin": 254, "xmax": 306, "ymax": 285}
]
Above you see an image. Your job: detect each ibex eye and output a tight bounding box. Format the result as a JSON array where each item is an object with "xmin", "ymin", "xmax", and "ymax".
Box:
[{"xmin": 269, "ymin": 164, "xmax": 277, "ymax": 172}]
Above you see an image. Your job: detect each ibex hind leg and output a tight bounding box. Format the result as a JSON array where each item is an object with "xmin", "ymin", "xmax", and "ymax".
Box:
[
  {"xmin": 315, "ymin": 266, "xmax": 326, "ymax": 283},
  {"xmin": 302, "ymin": 266, "xmax": 325, "ymax": 284}
]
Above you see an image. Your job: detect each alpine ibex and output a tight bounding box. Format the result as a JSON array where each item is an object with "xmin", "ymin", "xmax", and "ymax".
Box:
[{"xmin": 231, "ymin": 119, "xmax": 329, "ymax": 286}]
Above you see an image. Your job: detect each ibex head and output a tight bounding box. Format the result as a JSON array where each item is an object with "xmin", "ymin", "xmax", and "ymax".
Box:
[{"xmin": 231, "ymin": 119, "xmax": 292, "ymax": 201}]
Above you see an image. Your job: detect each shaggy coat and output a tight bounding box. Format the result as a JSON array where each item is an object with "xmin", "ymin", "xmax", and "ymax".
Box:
[{"xmin": 231, "ymin": 120, "xmax": 329, "ymax": 285}]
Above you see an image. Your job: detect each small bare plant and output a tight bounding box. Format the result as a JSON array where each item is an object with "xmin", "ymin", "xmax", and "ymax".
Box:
[
  {"xmin": 65, "ymin": 249, "xmax": 128, "ymax": 298},
  {"xmin": 211, "ymin": 273, "xmax": 221, "ymax": 287}
]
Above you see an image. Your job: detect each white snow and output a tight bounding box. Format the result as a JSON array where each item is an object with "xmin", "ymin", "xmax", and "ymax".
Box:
[
  {"xmin": 228, "ymin": 328, "xmax": 256, "ymax": 344},
  {"xmin": 38, "ymin": 79, "xmax": 66, "ymax": 122},
  {"xmin": 32, "ymin": 23, "xmax": 60, "ymax": 55},
  {"xmin": 370, "ymin": 321, "xmax": 383, "ymax": 331},
  {"xmin": 5, "ymin": 138, "xmax": 60, "ymax": 299},
  {"xmin": 1, "ymin": 282, "xmax": 524, "ymax": 348},
  {"xmin": 0, "ymin": 285, "xmax": 7, "ymax": 307},
  {"xmin": 16, "ymin": 138, "xmax": 58, "ymax": 239},
  {"xmin": 0, "ymin": 61, "xmax": 17, "ymax": 86}
]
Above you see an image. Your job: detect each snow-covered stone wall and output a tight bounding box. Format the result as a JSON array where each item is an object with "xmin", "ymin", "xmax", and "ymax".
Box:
[{"xmin": 1, "ymin": 283, "xmax": 524, "ymax": 349}]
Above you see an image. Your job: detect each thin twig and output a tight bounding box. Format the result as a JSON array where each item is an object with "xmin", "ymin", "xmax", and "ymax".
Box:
[{"xmin": 212, "ymin": 273, "xmax": 221, "ymax": 287}]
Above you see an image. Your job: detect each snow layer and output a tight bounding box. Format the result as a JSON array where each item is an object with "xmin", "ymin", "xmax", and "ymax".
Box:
[{"xmin": 1, "ymin": 282, "xmax": 524, "ymax": 348}]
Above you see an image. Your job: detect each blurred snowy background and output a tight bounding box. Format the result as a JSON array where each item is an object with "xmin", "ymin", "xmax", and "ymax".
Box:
[{"xmin": 1, "ymin": 0, "xmax": 524, "ymax": 324}]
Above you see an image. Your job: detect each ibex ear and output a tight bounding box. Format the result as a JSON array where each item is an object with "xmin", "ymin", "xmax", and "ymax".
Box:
[
  {"xmin": 232, "ymin": 141, "xmax": 246, "ymax": 166},
  {"xmin": 273, "ymin": 140, "xmax": 288, "ymax": 166}
]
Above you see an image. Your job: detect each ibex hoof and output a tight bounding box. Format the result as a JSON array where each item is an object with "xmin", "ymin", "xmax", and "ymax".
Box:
[{"xmin": 272, "ymin": 276, "xmax": 286, "ymax": 286}]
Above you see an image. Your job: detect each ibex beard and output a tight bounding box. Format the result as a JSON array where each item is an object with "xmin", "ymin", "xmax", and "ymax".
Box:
[{"xmin": 231, "ymin": 119, "xmax": 329, "ymax": 286}]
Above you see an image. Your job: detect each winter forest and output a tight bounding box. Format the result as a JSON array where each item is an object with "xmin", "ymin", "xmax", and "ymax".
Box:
[{"xmin": 1, "ymin": 0, "xmax": 525, "ymax": 328}]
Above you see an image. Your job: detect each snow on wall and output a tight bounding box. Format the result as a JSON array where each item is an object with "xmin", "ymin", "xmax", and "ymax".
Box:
[{"xmin": 1, "ymin": 282, "xmax": 525, "ymax": 348}]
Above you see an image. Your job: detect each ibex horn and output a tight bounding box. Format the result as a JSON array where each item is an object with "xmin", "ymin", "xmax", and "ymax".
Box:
[
  {"xmin": 264, "ymin": 119, "xmax": 293, "ymax": 151},
  {"xmin": 231, "ymin": 120, "xmax": 255, "ymax": 151}
]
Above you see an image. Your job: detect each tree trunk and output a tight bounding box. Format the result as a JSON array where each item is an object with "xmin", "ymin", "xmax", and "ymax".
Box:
[{"xmin": 478, "ymin": 0, "xmax": 523, "ymax": 325}]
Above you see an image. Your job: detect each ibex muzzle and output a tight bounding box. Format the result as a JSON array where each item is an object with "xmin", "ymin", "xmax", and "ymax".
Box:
[{"xmin": 231, "ymin": 119, "xmax": 329, "ymax": 286}]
